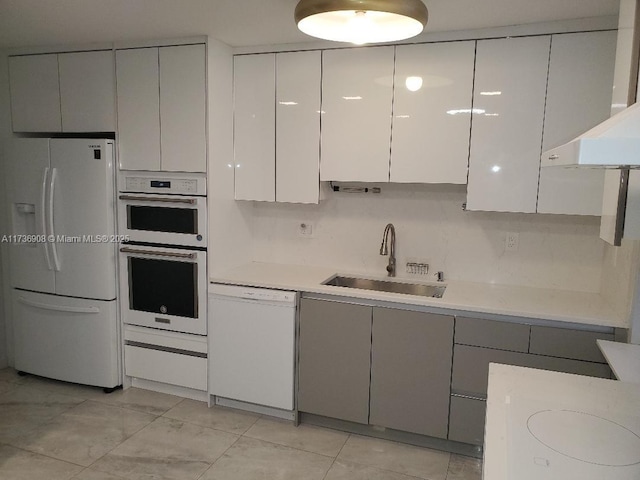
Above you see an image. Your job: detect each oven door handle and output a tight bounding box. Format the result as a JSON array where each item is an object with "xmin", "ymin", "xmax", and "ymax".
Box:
[
  {"xmin": 118, "ymin": 195, "xmax": 197, "ymax": 205},
  {"xmin": 119, "ymin": 247, "xmax": 197, "ymax": 260}
]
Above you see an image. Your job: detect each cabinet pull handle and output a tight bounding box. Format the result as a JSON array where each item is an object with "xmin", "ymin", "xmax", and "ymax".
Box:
[
  {"xmin": 118, "ymin": 195, "xmax": 196, "ymax": 205},
  {"xmin": 119, "ymin": 247, "xmax": 196, "ymax": 259},
  {"xmin": 548, "ymin": 154, "xmax": 559, "ymax": 160}
]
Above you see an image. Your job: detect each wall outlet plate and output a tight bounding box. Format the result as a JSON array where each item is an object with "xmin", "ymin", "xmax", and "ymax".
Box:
[
  {"xmin": 506, "ymin": 232, "xmax": 519, "ymax": 252},
  {"xmin": 298, "ymin": 222, "xmax": 314, "ymax": 238}
]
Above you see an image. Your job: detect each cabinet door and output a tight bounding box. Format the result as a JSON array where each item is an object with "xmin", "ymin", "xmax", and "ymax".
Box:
[
  {"xmin": 59, "ymin": 50, "xmax": 116, "ymax": 132},
  {"xmin": 9, "ymin": 54, "xmax": 61, "ymax": 132},
  {"xmin": 320, "ymin": 47, "xmax": 394, "ymax": 182},
  {"xmin": 159, "ymin": 44, "xmax": 207, "ymax": 173},
  {"xmin": 116, "ymin": 48, "xmax": 161, "ymax": 171},
  {"xmin": 234, "ymin": 54, "xmax": 276, "ymax": 201},
  {"xmin": 537, "ymin": 31, "xmax": 616, "ymax": 215},
  {"xmin": 370, "ymin": 308, "xmax": 453, "ymax": 438},
  {"xmin": 391, "ymin": 41, "xmax": 475, "ymax": 184},
  {"xmin": 298, "ymin": 299, "xmax": 372, "ymax": 424},
  {"xmin": 276, "ymin": 51, "xmax": 321, "ymax": 203},
  {"xmin": 467, "ymin": 36, "xmax": 550, "ymax": 213}
]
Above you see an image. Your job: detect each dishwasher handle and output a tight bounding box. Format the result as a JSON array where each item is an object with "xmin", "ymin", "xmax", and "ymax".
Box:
[{"xmin": 209, "ymin": 284, "xmax": 297, "ymax": 305}]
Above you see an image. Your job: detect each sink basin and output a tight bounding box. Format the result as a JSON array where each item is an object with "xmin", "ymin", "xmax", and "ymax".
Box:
[{"xmin": 323, "ymin": 275, "xmax": 446, "ymax": 298}]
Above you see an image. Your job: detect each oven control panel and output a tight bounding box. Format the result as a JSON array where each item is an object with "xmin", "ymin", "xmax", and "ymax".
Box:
[{"xmin": 120, "ymin": 172, "xmax": 206, "ymax": 196}]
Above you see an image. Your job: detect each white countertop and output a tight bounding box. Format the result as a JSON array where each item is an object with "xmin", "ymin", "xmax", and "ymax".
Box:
[
  {"xmin": 597, "ymin": 339, "xmax": 640, "ymax": 383},
  {"xmin": 483, "ymin": 363, "xmax": 640, "ymax": 480},
  {"xmin": 210, "ymin": 262, "xmax": 626, "ymax": 328}
]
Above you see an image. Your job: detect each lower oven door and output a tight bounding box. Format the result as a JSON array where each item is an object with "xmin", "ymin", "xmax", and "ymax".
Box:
[{"xmin": 120, "ymin": 245, "xmax": 207, "ymax": 335}]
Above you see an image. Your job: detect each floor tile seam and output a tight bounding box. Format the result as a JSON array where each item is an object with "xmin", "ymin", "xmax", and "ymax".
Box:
[
  {"xmin": 194, "ymin": 431, "xmax": 245, "ymax": 480},
  {"xmin": 2, "ymin": 442, "xmax": 89, "ymax": 469},
  {"xmin": 80, "ymin": 397, "xmax": 169, "ymax": 418},
  {"xmin": 160, "ymin": 411, "xmax": 259, "ymax": 437},
  {"xmin": 239, "ymin": 433, "xmax": 343, "ymax": 459},
  {"xmin": 333, "ymin": 454, "xmax": 436, "ymax": 480},
  {"xmin": 73, "ymin": 408, "xmax": 164, "ymax": 469}
]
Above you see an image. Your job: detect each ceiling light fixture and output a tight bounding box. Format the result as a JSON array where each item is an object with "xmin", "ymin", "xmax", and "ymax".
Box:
[{"xmin": 294, "ymin": 0, "xmax": 429, "ymax": 45}]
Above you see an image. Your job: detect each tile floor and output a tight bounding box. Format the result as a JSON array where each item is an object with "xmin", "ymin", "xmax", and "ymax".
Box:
[{"xmin": 0, "ymin": 368, "xmax": 482, "ymax": 480}]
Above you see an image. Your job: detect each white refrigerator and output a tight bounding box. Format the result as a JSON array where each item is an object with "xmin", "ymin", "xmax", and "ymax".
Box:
[{"xmin": 6, "ymin": 138, "xmax": 120, "ymax": 389}]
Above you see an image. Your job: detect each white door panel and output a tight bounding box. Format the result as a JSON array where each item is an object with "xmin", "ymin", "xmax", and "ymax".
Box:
[
  {"xmin": 6, "ymin": 139, "xmax": 55, "ymax": 293},
  {"xmin": 321, "ymin": 47, "xmax": 395, "ymax": 182},
  {"xmin": 391, "ymin": 41, "xmax": 475, "ymax": 184},
  {"xmin": 12, "ymin": 290, "xmax": 120, "ymax": 388},
  {"xmin": 50, "ymin": 139, "xmax": 117, "ymax": 300}
]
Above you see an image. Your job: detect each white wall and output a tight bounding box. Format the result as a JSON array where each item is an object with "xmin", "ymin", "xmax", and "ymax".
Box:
[{"xmin": 251, "ymin": 183, "xmax": 604, "ymax": 292}]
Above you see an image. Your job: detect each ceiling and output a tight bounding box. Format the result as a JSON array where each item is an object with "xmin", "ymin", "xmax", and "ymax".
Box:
[{"xmin": 0, "ymin": 0, "xmax": 619, "ymax": 49}]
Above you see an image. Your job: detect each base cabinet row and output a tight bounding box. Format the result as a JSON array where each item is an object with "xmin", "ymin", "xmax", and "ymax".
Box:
[
  {"xmin": 298, "ymin": 298, "xmax": 454, "ymax": 439},
  {"xmin": 298, "ymin": 300, "xmax": 616, "ymax": 446}
]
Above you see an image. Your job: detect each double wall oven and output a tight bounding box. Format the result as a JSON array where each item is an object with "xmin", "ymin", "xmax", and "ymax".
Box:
[{"xmin": 118, "ymin": 172, "xmax": 207, "ymax": 336}]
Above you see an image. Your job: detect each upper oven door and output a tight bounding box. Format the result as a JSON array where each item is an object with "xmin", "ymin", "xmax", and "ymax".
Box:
[{"xmin": 118, "ymin": 194, "xmax": 207, "ymax": 247}]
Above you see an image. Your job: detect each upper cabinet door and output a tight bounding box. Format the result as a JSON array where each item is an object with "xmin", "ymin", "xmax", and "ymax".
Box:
[
  {"xmin": 391, "ymin": 41, "xmax": 475, "ymax": 184},
  {"xmin": 276, "ymin": 51, "xmax": 321, "ymax": 204},
  {"xmin": 59, "ymin": 50, "xmax": 116, "ymax": 132},
  {"xmin": 537, "ymin": 31, "xmax": 617, "ymax": 216},
  {"xmin": 9, "ymin": 54, "xmax": 62, "ymax": 133},
  {"xmin": 467, "ymin": 36, "xmax": 551, "ymax": 213},
  {"xmin": 116, "ymin": 48, "xmax": 161, "ymax": 171},
  {"xmin": 234, "ymin": 54, "xmax": 276, "ymax": 201},
  {"xmin": 159, "ymin": 44, "xmax": 207, "ymax": 173},
  {"xmin": 321, "ymin": 47, "xmax": 395, "ymax": 182}
]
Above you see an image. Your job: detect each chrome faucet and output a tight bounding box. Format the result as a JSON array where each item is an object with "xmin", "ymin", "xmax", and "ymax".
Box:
[{"xmin": 379, "ymin": 223, "xmax": 396, "ymax": 277}]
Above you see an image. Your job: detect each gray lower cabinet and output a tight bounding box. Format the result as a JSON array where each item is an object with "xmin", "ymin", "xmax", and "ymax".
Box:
[
  {"xmin": 448, "ymin": 395, "xmax": 486, "ymax": 445},
  {"xmin": 298, "ymin": 298, "xmax": 372, "ymax": 424},
  {"xmin": 298, "ymin": 298, "xmax": 454, "ymax": 438},
  {"xmin": 448, "ymin": 316, "xmax": 615, "ymax": 446},
  {"xmin": 370, "ymin": 308, "xmax": 454, "ymax": 438}
]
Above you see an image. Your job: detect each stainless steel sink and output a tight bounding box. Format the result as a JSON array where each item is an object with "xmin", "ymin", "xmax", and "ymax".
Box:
[{"xmin": 323, "ymin": 275, "xmax": 446, "ymax": 298}]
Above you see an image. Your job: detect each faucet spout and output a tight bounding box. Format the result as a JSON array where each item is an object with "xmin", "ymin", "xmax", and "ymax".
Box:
[{"xmin": 380, "ymin": 223, "xmax": 396, "ymax": 277}]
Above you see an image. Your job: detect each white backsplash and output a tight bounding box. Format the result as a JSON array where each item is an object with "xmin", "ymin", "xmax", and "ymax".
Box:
[{"xmin": 251, "ymin": 183, "xmax": 604, "ymax": 293}]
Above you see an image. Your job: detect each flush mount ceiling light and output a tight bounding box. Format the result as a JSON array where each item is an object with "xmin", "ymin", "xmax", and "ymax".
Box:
[{"xmin": 294, "ymin": 0, "xmax": 429, "ymax": 45}]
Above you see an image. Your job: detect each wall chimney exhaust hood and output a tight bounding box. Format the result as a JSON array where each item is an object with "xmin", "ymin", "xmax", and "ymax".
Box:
[{"xmin": 541, "ymin": 102, "xmax": 640, "ymax": 169}]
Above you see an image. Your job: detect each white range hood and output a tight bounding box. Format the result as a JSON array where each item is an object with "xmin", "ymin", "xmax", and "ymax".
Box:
[{"xmin": 541, "ymin": 102, "xmax": 640, "ymax": 169}]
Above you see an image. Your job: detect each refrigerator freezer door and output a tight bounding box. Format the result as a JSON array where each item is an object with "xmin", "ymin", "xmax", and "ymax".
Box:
[
  {"xmin": 50, "ymin": 139, "xmax": 117, "ymax": 300},
  {"xmin": 12, "ymin": 289, "xmax": 120, "ymax": 388},
  {"xmin": 6, "ymin": 139, "xmax": 55, "ymax": 293}
]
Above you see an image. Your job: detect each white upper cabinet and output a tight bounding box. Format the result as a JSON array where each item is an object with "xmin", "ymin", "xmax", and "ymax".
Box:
[
  {"xmin": 321, "ymin": 46, "xmax": 395, "ymax": 182},
  {"xmin": 159, "ymin": 44, "xmax": 206, "ymax": 173},
  {"xmin": 116, "ymin": 44, "xmax": 207, "ymax": 173},
  {"xmin": 234, "ymin": 54, "xmax": 276, "ymax": 202},
  {"xmin": 537, "ymin": 31, "xmax": 617, "ymax": 216},
  {"xmin": 9, "ymin": 51, "xmax": 115, "ymax": 133},
  {"xmin": 391, "ymin": 41, "xmax": 475, "ymax": 184},
  {"xmin": 276, "ymin": 51, "xmax": 321, "ymax": 204},
  {"xmin": 9, "ymin": 54, "xmax": 62, "ymax": 132},
  {"xmin": 467, "ymin": 36, "xmax": 551, "ymax": 213},
  {"xmin": 234, "ymin": 51, "xmax": 321, "ymax": 203},
  {"xmin": 58, "ymin": 51, "xmax": 116, "ymax": 132},
  {"xmin": 116, "ymin": 48, "xmax": 162, "ymax": 171}
]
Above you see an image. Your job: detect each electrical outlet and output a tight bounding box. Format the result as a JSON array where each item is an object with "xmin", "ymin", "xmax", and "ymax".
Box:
[
  {"xmin": 298, "ymin": 222, "xmax": 314, "ymax": 238},
  {"xmin": 505, "ymin": 232, "xmax": 519, "ymax": 252}
]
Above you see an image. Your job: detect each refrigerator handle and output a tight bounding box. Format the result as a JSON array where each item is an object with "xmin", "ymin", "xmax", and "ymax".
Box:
[
  {"xmin": 48, "ymin": 167, "xmax": 61, "ymax": 271},
  {"xmin": 17, "ymin": 295, "xmax": 100, "ymax": 314},
  {"xmin": 41, "ymin": 167, "xmax": 53, "ymax": 271}
]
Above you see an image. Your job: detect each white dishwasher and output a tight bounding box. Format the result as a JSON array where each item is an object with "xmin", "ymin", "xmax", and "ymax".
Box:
[{"xmin": 208, "ymin": 283, "xmax": 297, "ymax": 412}]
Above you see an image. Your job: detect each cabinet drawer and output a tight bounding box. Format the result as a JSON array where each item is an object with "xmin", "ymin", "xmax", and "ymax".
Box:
[
  {"xmin": 529, "ymin": 326, "xmax": 614, "ymax": 362},
  {"xmin": 455, "ymin": 317, "xmax": 530, "ymax": 352},
  {"xmin": 452, "ymin": 345, "xmax": 611, "ymax": 396},
  {"xmin": 448, "ymin": 395, "xmax": 486, "ymax": 445},
  {"xmin": 125, "ymin": 344, "xmax": 207, "ymax": 391}
]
